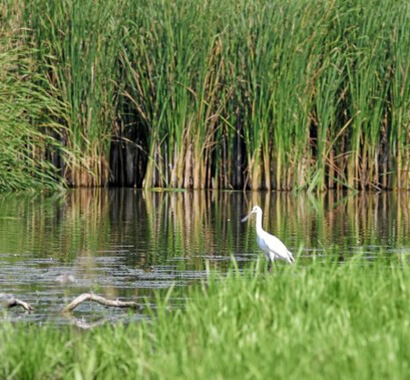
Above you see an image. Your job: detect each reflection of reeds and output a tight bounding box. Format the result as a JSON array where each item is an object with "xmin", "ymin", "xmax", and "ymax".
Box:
[
  {"xmin": 242, "ymin": 191, "xmax": 410, "ymax": 253},
  {"xmin": 1, "ymin": 0, "xmax": 408, "ymax": 190},
  {"xmin": 2, "ymin": 190, "xmax": 410, "ymax": 266}
]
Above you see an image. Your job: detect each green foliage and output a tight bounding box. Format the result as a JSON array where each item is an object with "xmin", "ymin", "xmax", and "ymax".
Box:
[
  {"xmin": 22, "ymin": 0, "xmax": 125, "ymax": 186},
  {"xmin": 0, "ymin": 23, "xmax": 67, "ymax": 192},
  {"xmin": 2, "ymin": 257, "xmax": 410, "ymax": 379},
  {"xmin": 1, "ymin": 0, "xmax": 410, "ymax": 190}
]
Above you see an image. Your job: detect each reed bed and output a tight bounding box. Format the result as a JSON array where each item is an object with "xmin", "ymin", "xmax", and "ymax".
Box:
[
  {"xmin": 0, "ymin": 2, "xmax": 68, "ymax": 191},
  {"xmin": 2, "ymin": 256, "xmax": 410, "ymax": 379},
  {"xmin": 2, "ymin": 0, "xmax": 410, "ymax": 190}
]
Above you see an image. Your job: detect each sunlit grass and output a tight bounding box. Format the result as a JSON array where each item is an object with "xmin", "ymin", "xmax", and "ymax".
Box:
[
  {"xmin": 1, "ymin": 0, "xmax": 410, "ymax": 191},
  {"xmin": 2, "ymin": 255, "xmax": 410, "ymax": 379},
  {"xmin": 21, "ymin": 0, "xmax": 124, "ymax": 187},
  {"xmin": 0, "ymin": 9, "xmax": 68, "ymax": 192}
]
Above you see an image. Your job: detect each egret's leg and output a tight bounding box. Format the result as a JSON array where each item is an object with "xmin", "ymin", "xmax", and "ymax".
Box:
[{"xmin": 268, "ymin": 260, "xmax": 273, "ymax": 273}]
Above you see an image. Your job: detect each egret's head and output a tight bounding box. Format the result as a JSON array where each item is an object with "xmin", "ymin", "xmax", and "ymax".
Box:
[
  {"xmin": 251, "ymin": 205, "xmax": 262, "ymax": 214},
  {"xmin": 241, "ymin": 205, "xmax": 262, "ymax": 222}
]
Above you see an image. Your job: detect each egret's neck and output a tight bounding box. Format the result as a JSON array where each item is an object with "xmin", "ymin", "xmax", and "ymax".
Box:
[{"xmin": 255, "ymin": 211, "xmax": 263, "ymax": 234}]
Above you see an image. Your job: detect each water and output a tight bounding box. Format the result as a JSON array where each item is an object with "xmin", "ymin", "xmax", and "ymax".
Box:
[{"xmin": 1, "ymin": 189, "xmax": 410, "ymax": 324}]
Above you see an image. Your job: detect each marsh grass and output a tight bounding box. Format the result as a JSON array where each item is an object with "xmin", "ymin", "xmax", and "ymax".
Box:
[
  {"xmin": 114, "ymin": 0, "xmax": 410, "ymax": 191},
  {"xmin": 2, "ymin": 0, "xmax": 410, "ymax": 191},
  {"xmin": 21, "ymin": 0, "xmax": 125, "ymax": 186},
  {"xmin": 2, "ymin": 255, "xmax": 410, "ymax": 379},
  {"xmin": 0, "ymin": 5, "xmax": 68, "ymax": 192}
]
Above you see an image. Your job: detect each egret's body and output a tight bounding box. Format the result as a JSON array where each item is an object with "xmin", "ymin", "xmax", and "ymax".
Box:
[{"xmin": 242, "ymin": 205, "xmax": 294, "ymax": 271}]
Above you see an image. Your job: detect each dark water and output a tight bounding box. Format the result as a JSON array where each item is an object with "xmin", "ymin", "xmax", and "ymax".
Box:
[{"xmin": 1, "ymin": 189, "xmax": 409, "ymax": 325}]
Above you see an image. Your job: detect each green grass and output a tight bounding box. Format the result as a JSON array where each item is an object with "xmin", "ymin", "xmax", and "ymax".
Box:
[
  {"xmin": 1, "ymin": 0, "xmax": 410, "ymax": 191},
  {"xmin": 0, "ymin": 5, "xmax": 68, "ymax": 192},
  {"xmin": 2, "ymin": 255, "xmax": 410, "ymax": 379},
  {"xmin": 21, "ymin": 0, "xmax": 124, "ymax": 186}
]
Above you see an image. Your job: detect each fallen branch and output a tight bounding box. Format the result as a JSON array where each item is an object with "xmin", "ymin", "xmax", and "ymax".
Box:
[
  {"xmin": 0, "ymin": 293, "xmax": 34, "ymax": 311},
  {"xmin": 62, "ymin": 293, "xmax": 142, "ymax": 313}
]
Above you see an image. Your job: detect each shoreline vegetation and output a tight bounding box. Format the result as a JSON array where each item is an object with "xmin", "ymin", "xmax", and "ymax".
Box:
[
  {"xmin": 2, "ymin": 257, "xmax": 410, "ymax": 379},
  {"xmin": 1, "ymin": 0, "xmax": 410, "ymax": 191}
]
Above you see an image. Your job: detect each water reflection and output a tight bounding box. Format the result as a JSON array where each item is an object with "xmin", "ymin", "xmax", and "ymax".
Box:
[{"xmin": 0, "ymin": 189, "xmax": 409, "ymax": 323}]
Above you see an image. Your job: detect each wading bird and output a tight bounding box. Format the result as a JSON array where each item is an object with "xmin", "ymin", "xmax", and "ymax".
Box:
[{"xmin": 242, "ymin": 205, "xmax": 294, "ymax": 272}]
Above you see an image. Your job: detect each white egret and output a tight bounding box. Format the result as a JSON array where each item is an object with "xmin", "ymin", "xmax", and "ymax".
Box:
[{"xmin": 242, "ymin": 205, "xmax": 294, "ymax": 271}]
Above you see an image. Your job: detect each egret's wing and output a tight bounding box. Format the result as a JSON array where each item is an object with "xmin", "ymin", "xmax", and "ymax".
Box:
[
  {"xmin": 266, "ymin": 234, "xmax": 292, "ymax": 261},
  {"xmin": 256, "ymin": 235, "xmax": 273, "ymax": 261}
]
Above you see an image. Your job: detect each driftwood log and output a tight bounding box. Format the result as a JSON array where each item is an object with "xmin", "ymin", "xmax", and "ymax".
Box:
[
  {"xmin": 0, "ymin": 293, "xmax": 34, "ymax": 311},
  {"xmin": 1, "ymin": 291, "xmax": 142, "ymax": 320},
  {"xmin": 62, "ymin": 293, "xmax": 143, "ymax": 313}
]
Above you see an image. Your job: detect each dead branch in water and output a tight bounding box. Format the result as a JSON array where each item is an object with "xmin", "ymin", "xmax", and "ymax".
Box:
[
  {"xmin": 62, "ymin": 293, "xmax": 142, "ymax": 313},
  {"xmin": 0, "ymin": 293, "xmax": 34, "ymax": 311}
]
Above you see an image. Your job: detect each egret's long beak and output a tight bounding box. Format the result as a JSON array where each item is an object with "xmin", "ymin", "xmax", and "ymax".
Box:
[{"xmin": 241, "ymin": 212, "xmax": 252, "ymax": 222}]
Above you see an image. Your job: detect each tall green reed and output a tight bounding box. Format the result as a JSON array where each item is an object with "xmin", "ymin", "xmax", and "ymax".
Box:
[
  {"xmin": 3, "ymin": 0, "xmax": 410, "ymax": 191},
  {"xmin": 0, "ymin": 4, "xmax": 67, "ymax": 192},
  {"xmin": 22, "ymin": 0, "xmax": 125, "ymax": 186}
]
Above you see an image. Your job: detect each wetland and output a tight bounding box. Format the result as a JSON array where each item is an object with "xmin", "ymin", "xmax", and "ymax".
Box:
[{"xmin": 2, "ymin": 189, "xmax": 410, "ymax": 324}]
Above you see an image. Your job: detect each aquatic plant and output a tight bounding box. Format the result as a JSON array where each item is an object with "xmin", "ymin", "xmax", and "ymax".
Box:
[
  {"xmin": 0, "ymin": 3, "xmax": 68, "ymax": 191},
  {"xmin": 2, "ymin": 0, "xmax": 410, "ymax": 190}
]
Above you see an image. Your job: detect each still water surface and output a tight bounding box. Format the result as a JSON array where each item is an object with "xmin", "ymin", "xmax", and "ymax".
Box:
[{"xmin": 1, "ymin": 189, "xmax": 409, "ymax": 324}]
